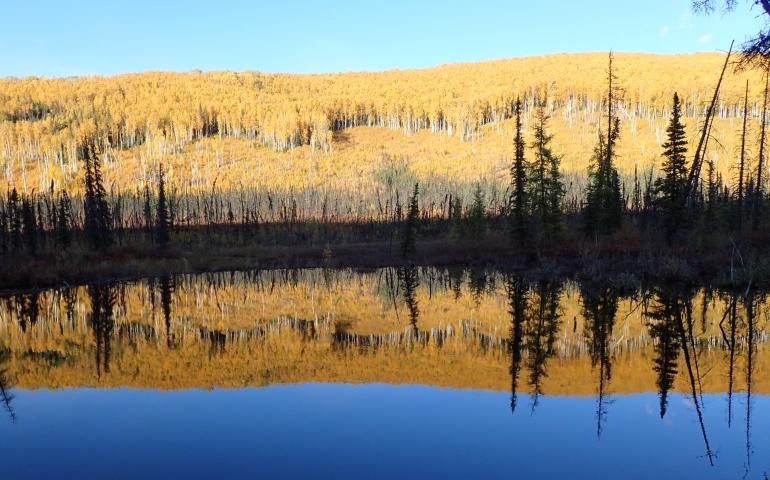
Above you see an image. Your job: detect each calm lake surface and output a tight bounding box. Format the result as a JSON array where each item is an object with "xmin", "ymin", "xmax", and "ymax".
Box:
[{"xmin": 1, "ymin": 267, "xmax": 769, "ymax": 479}]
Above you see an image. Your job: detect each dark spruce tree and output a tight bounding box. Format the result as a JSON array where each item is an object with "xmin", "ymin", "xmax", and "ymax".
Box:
[
  {"xmin": 0, "ymin": 197, "xmax": 7, "ymax": 255},
  {"xmin": 20, "ymin": 197, "xmax": 37, "ymax": 256},
  {"xmin": 82, "ymin": 141, "xmax": 112, "ymax": 251},
  {"xmin": 584, "ymin": 122, "xmax": 624, "ymax": 235},
  {"xmin": 143, "ymin": 184, "xmax": 154, "ymax": 242},
  {"xmin": 466, "ymin": 184, "xmax": 486, "ymax": 240},
  {"xmin": 156, "ymin": 164, "xmax": 172, "ymax": 248},
  {"xmin": 8, "ymin": 189, "xmax": 22, "ymax": 252},
  {"xmin": 401, "ymin": 183, "xmax": 419, "ymax": 258},
  {"xmin": 509, "ymin": 97, "xmax": 529, "ymax": 243},
  {"xmin": 56, "ymin": 191, "xmax": 72, "ymax": 249},
  {"xmin": 528, "ymin": 97, "xmax": 565, "ymax": 239},
  {"xmin": 584, "ymin": 53, "xmax": 624, "ymax": 236},
  {"xmin": 655, "ymin": 93, "xmax": 689, "ymax": 243}
]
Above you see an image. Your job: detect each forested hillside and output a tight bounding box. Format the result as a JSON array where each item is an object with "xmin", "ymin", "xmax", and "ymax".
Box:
[{"xmin": 0, "ymin": 52, "xmax": 764, "ymax": 195}]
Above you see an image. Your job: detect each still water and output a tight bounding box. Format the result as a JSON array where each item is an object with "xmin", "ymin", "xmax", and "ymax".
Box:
[{"xmin": 1, "ymin": 267, "xmax": 769, "ymax": 479}]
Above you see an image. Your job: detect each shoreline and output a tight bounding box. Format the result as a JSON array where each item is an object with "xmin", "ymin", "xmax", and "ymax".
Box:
[{"xmin": 1, "ymin": 237, "xmax": 766, "ymax": 293}]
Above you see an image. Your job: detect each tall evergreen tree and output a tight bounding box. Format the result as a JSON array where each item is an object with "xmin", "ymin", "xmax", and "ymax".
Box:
[
  {"xmin": 0, "ymin": 199, "xmax": 7, "ymax": 255},
  {"xmin": 584, "ymin": 53, "xmax": 624, "ymax": 236},
  {"xmin": 401, "ymin": 183, "xmax": 419, "ymax": 258},
  {"xmin": 8, "ymin": 189, "xmax": 21, "ymax": 252},
  {"xmin": 547, "ymin": 131, "xmax": 566, "ymax": 236},
  {"xmin": 584, "ymin": 122, "xmax": 624, "ymax": 235},
  {"xmin": 143, "ymin": 184, "xmax": 154, "ymax": 242},
  {"xmin": 56, "ymin": 191, "xmax": 72, "ymax": 249},
  {"xmin": 466, "ymin": 183, "xmax": 486, "ymax": 240},
  {"xmin": 705, "ymin": 158, "xmax": 719, "ymax": 226},
  {"xmin": 449, "ymin": 196, "xmax": 463, "ymax": 240},
  {"xmin": 509, "ymin": 97, "xmax": 529, "ymax": 243},
  {"xmin": 529, "ymin": 98, "xmax": 564, "ymax": 238},
  {"xmin": 655, "ymin": 92, "xmax": 689, "ymax": 242},
  {"xmin": 82, "ymin": 141, "xmax": 112, "ymax": 250},
  {"xmin": 156, "ymin": 164, "xmax": 172, "ymax": 248},
  {"xmin": 20, "ymin": 197, "xmax": 37, "ymax": 256}
]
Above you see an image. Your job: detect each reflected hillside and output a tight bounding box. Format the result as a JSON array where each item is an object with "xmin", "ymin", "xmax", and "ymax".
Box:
[{"xmin": 0, "ymin": 268, "xmax": 769, "ymax": 396}]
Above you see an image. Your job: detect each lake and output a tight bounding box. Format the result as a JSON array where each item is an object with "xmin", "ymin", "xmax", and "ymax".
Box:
[{"xmin": 1, "ymin": 267, "xmax": 768, "ymax": 479}]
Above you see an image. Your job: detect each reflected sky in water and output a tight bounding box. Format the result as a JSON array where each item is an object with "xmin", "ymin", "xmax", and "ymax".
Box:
[{"xmin": 2, "ymin": 385, "xmax": 769, "ymax": 479}]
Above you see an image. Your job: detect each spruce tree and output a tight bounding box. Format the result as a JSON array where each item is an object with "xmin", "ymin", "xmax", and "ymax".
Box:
[
  {"xmin": 143, "ymin": 184, "xmax": 154, "ymax": 242},
  {"xmin": 57, "ymin": 191, "xmax": 72, "ymax": 249},
  {"xmin": 528, "ymin": 98, "xmax": 565, "ymax": 238},
  {"xmin": 655, "ymin": 93, "xmax": 689, "ymax": 242},
  {"xmin": 449, "ymin": 196, "xmax": 463, "ymax": 240},
  {"xmin": 8, "ymin": 189, "xmax": 21, "ymax": 251},
  {"xmin": 546, "ymin": 130, "xmax": 565, "ymax": 235},
  {"xmin": 509, "ymin": 97, "xmax": 529, "ymax": 243},
  {"xmin": 82, "ymin": 141, "xmax": 112, "ymax": 250},
  {"xmin": 584, "ymin": 54, "xmax": 624, "ymax": 236},
  {"xmin": 21, "ymin": 197, "xmax": 37, "ymax": 256},
  {"xmin": 156, "ymin": 164, "xmax": 171, "ymax": 248},
  {"xmin": 467, "ymin": 184, "xmax": 486, "ymax": 240},
  {"xmin": 705, "ymin": 158, "xmax": 718, "ymax": 226},
  {"xmin": 401, "ymin": 183, "xmax": 419, "ymax": 258},
  {"xmin": 0, "ymin": 198, "xmax": 7, "ymax": 255},
  {"xmin": 584, "ymin": 121, "xmax": 624, "ymax": 235},
  {"xmin": 529, "ymin": 100, "xmax": 550, "ymax": 234}
]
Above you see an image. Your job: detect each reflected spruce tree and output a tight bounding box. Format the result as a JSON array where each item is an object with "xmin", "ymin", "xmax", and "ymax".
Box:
[
  {"xmin": 88, "ymin": 284, "xmax": 116, "ymax": 378},
  {"xmin": 383, "ymin": 267, "xmax": 401, "ymax": 320},
  {"xmin": 700, "ymin": 287, "xmax": 713, "ymax": 335},
  {"xmin": 526, "ymin": 280, "xmax": 562, "ymax": 413},
  {"xmin": 718, "ymin": 292, "xmax": 740, "ymax": 427},
  {"xmin": 60, "ymin": 287, "xmax": 77, "ymax": 332},
  {"xmin": 657, "ymin": 287, "xmax": 714, "ymax": 466},
  {"xmin": 398, "ymin": 265, "xmax": 420, "ymax": 336},
  {"xmin": 744, "ymin": 289, "xmax": 760, "ymax": 472},
  {"xmin": 647, "ymin": 290, "xmax": 682, "ymax": 419},
  {"xmin": 448, "ymin": 267, "xmax": 464, "ymax": 300},
  {"xmin": 581, "ymin": 282, "xmax": 619, "ymax": 437},
  {"xmin": 5, "ymin": 293, "xmax": 40, "ymax": 333},
  {"xmin": 468, "ymin": 268, "xmax": 488, "ymax": 308},
  {"xmin": 0, "ymin": 347, "xmax": 15, "ymax": 422},
  {"xmin": 207, "ymin": 330, "xmax": 227, "ymax": 356},
  {"xmin": 507, "ymin": 276, "xmax": 529, "ymax": 413},
  {"xmin": 159, "ymin": 276, "xmax": 176, "ymax": 349}
]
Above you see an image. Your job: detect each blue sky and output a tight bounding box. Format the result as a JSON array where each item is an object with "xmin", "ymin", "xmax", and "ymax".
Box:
[{"xmin": 0, "ymin": 0, "xmax": 764, "ymax": 77}]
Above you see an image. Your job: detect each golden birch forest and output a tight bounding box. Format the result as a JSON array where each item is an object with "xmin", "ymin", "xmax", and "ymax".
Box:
[{"xmin": 1, "ymin": 52, "xmax": 765, "ymax": 196}]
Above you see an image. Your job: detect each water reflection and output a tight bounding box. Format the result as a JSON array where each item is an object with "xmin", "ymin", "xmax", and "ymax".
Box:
[
  {"xmin": 0, "ymin": 346, "xmax": 14, "ymax": 422},
  {"xmin": 580, "ymin": 281, "xmax": 618, "ymax": 437},
  {"xmin": 1, "ymin": 267, "xmax": 770, "ymax": 478}
]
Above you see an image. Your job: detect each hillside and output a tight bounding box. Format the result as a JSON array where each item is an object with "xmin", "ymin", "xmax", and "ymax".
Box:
[{"xmin": 1, "ymin": 52, "xmax": 766, "ymax": 197}]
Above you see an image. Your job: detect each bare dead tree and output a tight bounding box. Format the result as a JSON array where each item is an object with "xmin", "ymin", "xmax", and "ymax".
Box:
[
  {"xmin": 685, "ymin": 42, "xmax": 733, "ymax": 207},
  {"xmin": 753, "ymin": 68, "xmax": 769, "ymax": 229}
]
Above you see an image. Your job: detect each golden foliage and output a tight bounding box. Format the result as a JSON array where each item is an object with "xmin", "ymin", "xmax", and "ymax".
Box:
[{"xmin": 0, "ymin": 53, "xmax": 765, "ymax": 195}]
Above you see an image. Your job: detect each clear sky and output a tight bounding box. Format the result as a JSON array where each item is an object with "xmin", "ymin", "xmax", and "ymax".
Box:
[{"xmin": 0, "ymin": 0, "xmax": 764, "ymax": 77}]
